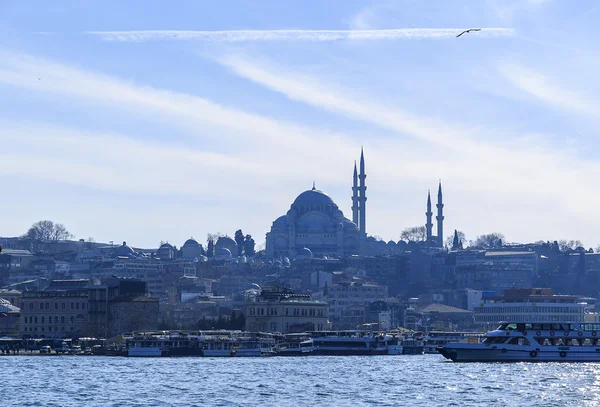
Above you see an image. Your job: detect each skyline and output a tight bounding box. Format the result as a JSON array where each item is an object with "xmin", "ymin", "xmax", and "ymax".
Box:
[{"xmin": 2, "ymin": 0, "xmax": 600, "ymax": 248}]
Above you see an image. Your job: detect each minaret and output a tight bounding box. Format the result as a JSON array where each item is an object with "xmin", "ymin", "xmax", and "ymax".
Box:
[
  {"xmin": 352, "ymin": 161, "xmax": 359, "ymax": 225},
  {"xmin": 359, "ymin": 148, "xmax": 367, "ymax": 237},
  {"xmin": 426, "ymin": 190, "xmax": 433, "ymax": 242},
  {"xmin": 436, "ymin": 181, "xmax": 444, "ymax": 247}
]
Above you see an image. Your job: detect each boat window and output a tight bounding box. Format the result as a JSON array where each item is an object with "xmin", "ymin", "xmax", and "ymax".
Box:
[
  {"xmin": 570, "ymin": 339, "xmax": 579, "ymax": 346},
  {"xmin": 554, "ymin": 339, "xmax": 565, "ymax": 346},
  {"xmin": 552, "ymin": 324, "xmax": 563, "ymax": 330},
  {"xmin": 583, "ymin": 338, "xmax": 593, "ymax": 346},
  {"xmin": 508, "ymin": 337, "xmax": 530, "ymax": 346},
  {"xmin": 483, "ymin": 337, "xmax": 507, "ymax": 345},
  {"xmin": 505, "ymin": 323, "xmax": 517, "ymax": 330},
  {"xmin": 541, "ymin": 338, "xmax": 551, "ymax": 346},
  {"xmin": 524, "ymin": 323, "xmax": 533, "ymax": 330},
  {"xmin": 542, "ymin": 324, "xmax": 552, "ymax": 330},
  {"xmin": 532, "ymin": 324, "xmax": 543, "ymax": 330}
]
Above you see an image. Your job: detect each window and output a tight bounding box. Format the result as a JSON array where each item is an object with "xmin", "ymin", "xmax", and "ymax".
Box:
[
  {"xmin": 62, "ymin": 303, "xmax": 65, "ymax": 309},
  {"xmin": 82, "ymin": 303, "xmax": 86, "ymax": 310},
  {"xmin": 76, "ymin": 303, "xmax": 79, "ymax": 310},
  {"xmin": 61, "ymin": 316, "xmax": 65, "ymax": 323},
  {"xmin": 55, "ymin": 303, "xmax": 58, "ymax": 310}
]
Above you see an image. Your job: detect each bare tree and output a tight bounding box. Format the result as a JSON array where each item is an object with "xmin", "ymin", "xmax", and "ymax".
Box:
[
  {"xmin": 399, "ymin": 226, "xmax": 427, "ymax": 242},
  {"xmin": 471, "ymin": 233, "xmax": 505, "ymax": 249},
  {"xmin": 558, "ymin": 239, "xmax": 584, "ymax": 253},
  {"xmin": 24, "ymin": 220, "xmax": 74, "ymax": 242}
]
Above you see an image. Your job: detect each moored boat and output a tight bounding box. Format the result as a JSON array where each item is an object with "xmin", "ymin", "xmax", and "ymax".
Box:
[
  {"xmin": 310, "ymin": 331, "xmax": 391, "ymax": 356},
  {"xmin": 439, "ymin": 322, "xmax": 600, "ymax": 362},
  {"xmin": 424, "ymin": 331, "xmax": 484, "ymax": 354}
]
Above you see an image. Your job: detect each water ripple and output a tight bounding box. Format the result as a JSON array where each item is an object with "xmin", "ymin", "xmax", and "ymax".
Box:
[{"xmin": 3, "ymin": 355, "xmax": 600, "ymax": 406}]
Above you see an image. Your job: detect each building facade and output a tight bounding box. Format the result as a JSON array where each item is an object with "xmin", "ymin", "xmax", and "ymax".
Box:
[
  {"xmin": 20, "ymin": 280, "xmax": 89, "ymax": 338},
  {"xmin": 473, "ymin": 288, "xmax": 585, "ymax": 328},
  {"xmin": 245, "ymin": 286, "xmax": 329, "ymax": 333}
]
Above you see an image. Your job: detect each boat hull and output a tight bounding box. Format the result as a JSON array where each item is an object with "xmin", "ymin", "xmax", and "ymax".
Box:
[{"xmin": 439, "ymin": 345, "xmax": 600, "ymax": 362}]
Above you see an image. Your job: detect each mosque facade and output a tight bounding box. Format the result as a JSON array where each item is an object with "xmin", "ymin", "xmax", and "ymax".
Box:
[{"xmin": 266, "ymin": 149, "xmax": 446, "ymax": 259}]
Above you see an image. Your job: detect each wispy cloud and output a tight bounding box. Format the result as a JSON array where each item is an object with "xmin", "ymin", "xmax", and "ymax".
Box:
[
  {"xmin": 213, "ymin": 54, "xmax": 600, "ymax": 233},
  {"xmin": 499, "ymin": 63, "xmax": 599, "ymax": 117},
  {"xmin": 86, "ymin": 28, "xmax": 514, "ymax": 42}
]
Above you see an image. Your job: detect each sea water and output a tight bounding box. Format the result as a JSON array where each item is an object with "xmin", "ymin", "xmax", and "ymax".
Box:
[{"xmin": 1, "ymin": 354, "xmax": 599, "ymax": 406}]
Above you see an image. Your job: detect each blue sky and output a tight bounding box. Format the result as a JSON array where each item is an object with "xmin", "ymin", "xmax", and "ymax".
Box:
[{"xmin": 1, "ymin": 0, "xmax": 600, "ymax": 249}]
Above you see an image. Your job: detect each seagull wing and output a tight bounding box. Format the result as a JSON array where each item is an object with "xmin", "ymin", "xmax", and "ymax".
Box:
[{"xmin": 456, "ymin": 31, "xmax": 466, "ymax": 38}]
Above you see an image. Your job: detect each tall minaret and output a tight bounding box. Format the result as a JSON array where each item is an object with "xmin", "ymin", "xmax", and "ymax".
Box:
[
  {"xmin": 426, "ymin": 190, "xmax": 433, "ymax": 242},
  {"xmin": 351, "ymin": 161, "xmax": 359, "ymax": 225},
  {"xmin": 359, "ymin": 148, "xmax": 367, "ymax": 237},
  {"xmin": 436, "ymin": 181, "xmax": 444, "ymax": 247}
]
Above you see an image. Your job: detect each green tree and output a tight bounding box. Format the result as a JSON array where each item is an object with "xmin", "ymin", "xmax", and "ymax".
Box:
[
  {"xmin": 244, "ymin": 235, "xmax": 256, "ymax": 257},
  {"xmin": 234, "ymin": 229, "xmax": 245, "ymax": 256}
]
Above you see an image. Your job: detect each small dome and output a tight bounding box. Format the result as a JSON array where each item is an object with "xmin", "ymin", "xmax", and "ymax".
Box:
[
  {"xmin": 159, "ymin": 242, "xmax": 174, "ymax": 249},
  {"xmin": 343, "ymin": 218, "xmax": 358, "ymax": 230},
  {"xmin": 183, "ymin": 238, "xmax": 199, "ymax": 247},
  {"xmin": 217, "ymin": 247, "xmax": 232, "ymax": 258},
  {"xmin": 197, "ymin": 255, "xmax": 208, "ymax": 262},
  {"xmin": 273, "ymin": 216, "xmax": 287, "ymax": 226},
  {"xmin": 216, "ymin": 236, "xmax": 237, "ymax": 250},
  {"xmin": 296, "ymin": 247, "xmax": 313, "ymax": 259},
  {"xmin": 116, "ymin": 242, "xmax": 134, "ymax": 256},
  {"xmin": 387, "ymin": 240, "xmax": 397, "ymax": 246}
]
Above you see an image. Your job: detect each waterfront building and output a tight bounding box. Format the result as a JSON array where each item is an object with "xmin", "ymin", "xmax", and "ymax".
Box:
[
  {"xmin": 473, "ymin": 288, "xmax": 585, "ymax": 328},
  {"xmin": 20, "ymin": 279, "xmax": 89, "ymax": 338},
  {"xmin": 245, "ymin": 286, "xmax": 329, "ymax": 333},
  {"xmin": 0, "ymin": 298, "xmax": 20, "ymax": 337},
  {"xmin": 88, "ymin": 277, "xmax": 154, "ymax": 338}
]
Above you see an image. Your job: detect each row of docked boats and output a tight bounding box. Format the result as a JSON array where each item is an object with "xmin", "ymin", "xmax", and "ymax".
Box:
[{"xmin": 125, "ymin": 330, "xmax": 420, "ymax": 357}]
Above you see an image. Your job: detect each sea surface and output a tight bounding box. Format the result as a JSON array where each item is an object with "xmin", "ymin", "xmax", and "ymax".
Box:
[{"xmin": 2, "ymin": 354, "xmax": 600, "ymax": 407}]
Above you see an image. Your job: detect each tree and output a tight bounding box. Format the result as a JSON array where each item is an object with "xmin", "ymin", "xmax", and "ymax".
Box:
[
  {"xmin": 206, "ymin": 238, "xmax": 215, "ymax": 258},
  {"xmin": 471, "ymin": 233, "xmax": 505, "ymax": 249},
  {"xmin": 558, "ymin": 240, "xmax": 584, "ymax": 253},
  {"xmin": 244, "ymin": 235, "xmax": 256, "ymax": 257},
  {"xmin": 399, "ymin": 226, "xmax": 427, "ymax": 242},
  {"xmin": 234, "ymin": 229, "xmax": 245, "ymax": 256},
  {"xmin": 445, "ymin": 230, "xmax": 466, "ymax": 249},
  {"xmin": 24, "ymin": 220, "xmax": 74, "ymax": 242}
]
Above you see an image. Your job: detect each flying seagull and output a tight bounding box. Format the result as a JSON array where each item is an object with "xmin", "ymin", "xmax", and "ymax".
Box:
[{"xmin": 456, "ymin": 28, "xmax": 481, "ymax": 38}]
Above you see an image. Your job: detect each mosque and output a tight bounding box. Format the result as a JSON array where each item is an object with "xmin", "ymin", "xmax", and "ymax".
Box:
[{"xmin": 266, "ymin": 149, "xmax": 445, "ymax": 259}]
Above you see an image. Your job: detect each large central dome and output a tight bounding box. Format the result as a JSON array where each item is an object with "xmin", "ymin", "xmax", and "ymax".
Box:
[{"xmin": 292, "ymin": 188, "xmax": 336, "ymax": 208}]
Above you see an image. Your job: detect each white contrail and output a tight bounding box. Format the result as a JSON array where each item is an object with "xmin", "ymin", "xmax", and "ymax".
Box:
[{"xmin": 86, "ymin": 28, "xmax": 514, "ymax": 42}]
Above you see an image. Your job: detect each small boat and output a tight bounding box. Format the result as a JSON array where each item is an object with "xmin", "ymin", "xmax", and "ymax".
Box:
[{"xmin": 401, "ymin": 336, "xmax": 424, "ymax": 355}]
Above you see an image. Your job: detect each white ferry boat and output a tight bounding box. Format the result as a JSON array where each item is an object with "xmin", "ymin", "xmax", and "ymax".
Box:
[
  {"xmin": 310, "ymin": 331, "xmax": 402, "ymax": 356},
  {"xmin": 424, "ymin": 331, "xmax": 484, "ymax": 354},
  {"xmin": 438, "ymin": 322, "xmax": 600, "ymax": 362}
]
